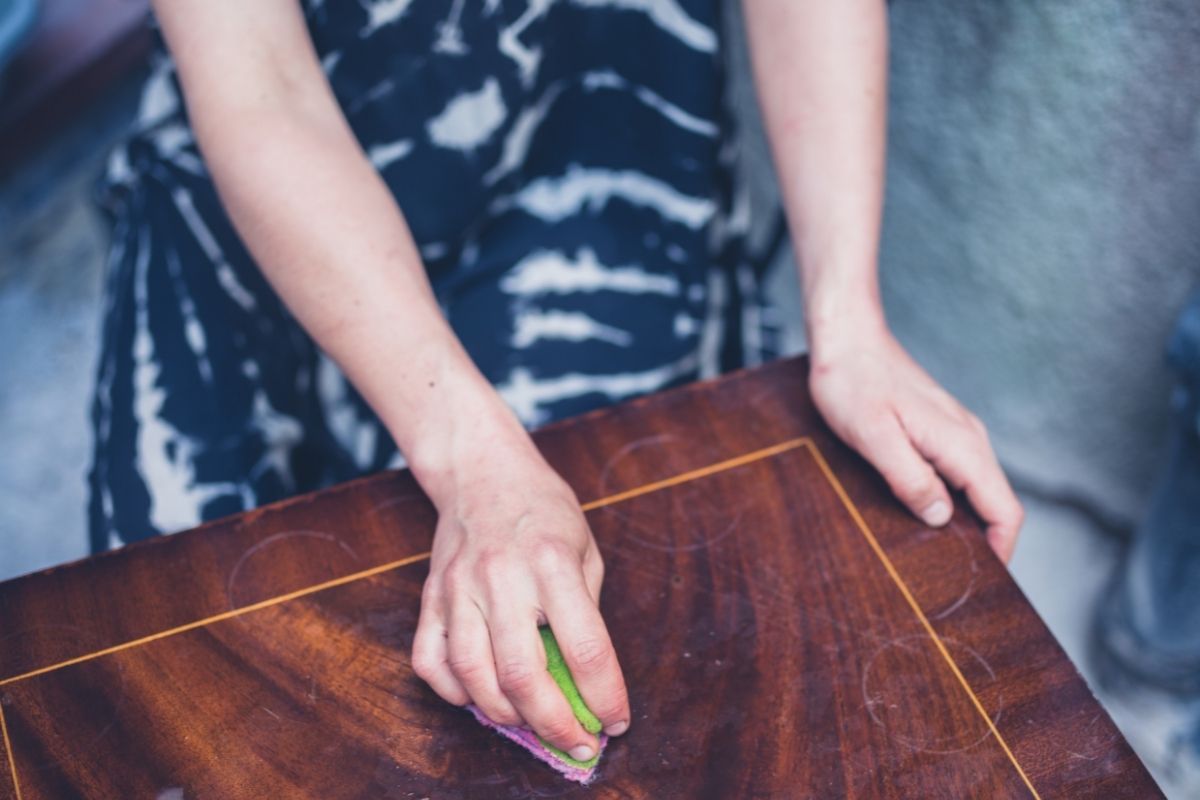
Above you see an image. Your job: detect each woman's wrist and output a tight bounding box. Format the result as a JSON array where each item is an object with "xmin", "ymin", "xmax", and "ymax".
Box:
[
  {"xmin": 392, "ymin": 359, "xmax": 543, "ymax": 511},
  {"xmin": 803, "ymin": 265, "xmax": 888, "ymax": 369}
]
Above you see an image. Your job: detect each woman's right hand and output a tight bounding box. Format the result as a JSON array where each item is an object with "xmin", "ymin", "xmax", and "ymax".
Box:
[
  {"xmin": 147, "ymin": 0, "xmax": 629, "ymax": 761},
  {"xmin": 410, "ymin": 421, "xmax": 631, "ymax": 763}
]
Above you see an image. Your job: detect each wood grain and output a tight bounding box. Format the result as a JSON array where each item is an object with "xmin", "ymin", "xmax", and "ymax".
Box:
[{"xmin": 0, "ymin": 357, "xmax": 1160, "ymax": 798}]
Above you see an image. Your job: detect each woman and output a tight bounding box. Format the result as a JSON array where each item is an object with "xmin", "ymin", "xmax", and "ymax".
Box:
[{"xmin": 91, "ymin": 0, "xmax": 1023, "ymax": 766}]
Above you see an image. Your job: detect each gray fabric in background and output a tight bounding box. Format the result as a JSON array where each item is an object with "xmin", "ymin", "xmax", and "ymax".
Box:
[
  {"xmin": 883, "ymin": 1, "xmax": 1200, "ymax": 522},
  {"xmin": 730, "ymin": 0, "xmax": 1200, "ymax": 525}
]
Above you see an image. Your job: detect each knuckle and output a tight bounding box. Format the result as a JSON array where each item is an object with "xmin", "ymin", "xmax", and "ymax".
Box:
[
  {"xmin": 495, "ymin": 660, "xmax": 538, "ymax": 696},
  {"xmin": 858, "ymin": 408, "xmax": 895, "ymax": 440},
  {"xmin": 539, "ymin": 715, "xmax": 579, "ymax": 744},
  {"xmin": 420, "ymin": 575, "xmax": 440, "ymax": 601},
  {"xmin": 447, "ymin": 655, "xmax": 488, "ymax": 684},
  {"xmin": 588, "ymin": 679, "xmax": 629, "ymax": 721},
  {"xmin": 411, "ymin": 650, "xmax": 439, "ymax": 681},
  {"xmin": 907, "ymin": 421, "xmax": 939, "ymax": 455},
  {"xmin": 894, "ymin": 469, "xmax": 937, "ymax": 502},
  {"xmin": 474, "ymin": 547, "xmax": 512, "ymax": 585},
  {"xmin": 594, "ymin": 690, "xmax": 630, "ymax": 723},
  {"xmin": 441, "ymin": 562, "xmax": 469, "ymax": 595},
  {"xmin": 568, "ymin": 638, "xmax": 612, "ymax": 674},
  {"xmin": 584, "ymin": 552, "xmax": 605, "ymax": 589},
  {"xmin": 532, "ymin": 540, "xmax": 576, "ymax": 577}
]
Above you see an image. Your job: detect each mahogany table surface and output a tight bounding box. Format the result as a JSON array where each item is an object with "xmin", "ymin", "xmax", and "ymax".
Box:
[{"xmin": 0, "ymin": 357, "xmax": 1160, "ymax": 799}]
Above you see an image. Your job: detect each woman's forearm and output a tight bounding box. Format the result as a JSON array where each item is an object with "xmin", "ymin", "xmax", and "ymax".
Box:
[
  {"xmin": 743, "ymin": 1, "xmax": 1024, "ymax": 556},
  {"xmin": 157, "ymin": 0, "xmax": 531, "ymax": 504},
  {"xmin": 197, "ymin": 108, "xmax": 533, "ymax": 501},
  {"xmin": 742, "ymin": 0, "xmax": 890, "ymax": 352},
  {"xmin": 146, "ymin": 2, "xmax": 630, "ymax": 753}
]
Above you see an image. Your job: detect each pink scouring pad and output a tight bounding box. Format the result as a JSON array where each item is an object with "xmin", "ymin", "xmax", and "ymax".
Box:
[{"xmin": 468, "ymin": 627, "xmax": 608, "ymax": 784}]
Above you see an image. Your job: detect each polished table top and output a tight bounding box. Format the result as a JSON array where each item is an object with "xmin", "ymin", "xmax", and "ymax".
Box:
[{"xmin": 0, "ymin": 357, "xmax": 1160, "ymax": 798}]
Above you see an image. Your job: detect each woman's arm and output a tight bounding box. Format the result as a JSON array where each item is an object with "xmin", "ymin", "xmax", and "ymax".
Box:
[
  {"xmin": 152, "ymin": 0, "xmax": 628, "ymax": 759},
  {"xmin": 743, "ymin": 0, "xmax": 1024, "ymax": 560}
]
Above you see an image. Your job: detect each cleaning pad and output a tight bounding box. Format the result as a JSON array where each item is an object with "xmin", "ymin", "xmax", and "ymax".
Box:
[{"xmin": 467, "ymin": 626, "xmax": 608, "ymax": 784}]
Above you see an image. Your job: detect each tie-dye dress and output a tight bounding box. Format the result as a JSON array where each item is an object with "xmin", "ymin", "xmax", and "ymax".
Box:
[{"xmin": 90, "ymin": 0, "xmax": 780, "ymax": 551}]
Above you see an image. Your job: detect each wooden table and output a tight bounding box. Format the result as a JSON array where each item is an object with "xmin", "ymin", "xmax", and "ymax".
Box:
[{"xmin": 0, "ymin": 357, "xmax": 1160, "ymax": 798}]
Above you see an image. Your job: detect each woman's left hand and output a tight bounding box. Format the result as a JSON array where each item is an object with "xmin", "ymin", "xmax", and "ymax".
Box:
[
  {"xmin": 742, "ymin": 0, "xmax": 1022, "ymax": 560},
  {"xmin": 809, "ymin": 319, "xmax": 1024, "ymax": 562}
]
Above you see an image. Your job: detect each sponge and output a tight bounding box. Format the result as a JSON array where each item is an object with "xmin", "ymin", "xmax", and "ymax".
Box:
[{"xmin": 467, "ymin": 627, "xmax": 608, "ymax": 784}]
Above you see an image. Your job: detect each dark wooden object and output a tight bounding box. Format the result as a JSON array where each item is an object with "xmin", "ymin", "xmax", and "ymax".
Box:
[
  {"xmin": 0, "ymin": 357, "xmax": 1160, "ymax": 798},
  {"xmin": 0, "ymin": 0, "xmax": 152, "ymax": 175}
]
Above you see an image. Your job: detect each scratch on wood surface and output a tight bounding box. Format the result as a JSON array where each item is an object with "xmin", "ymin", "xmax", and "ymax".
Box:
[
  {"xmin": 593, "ymin": 432, "xmax": 757, "ymax": 553},
  {"xmin": 226, "ymin": 530, "xmax": 360, "ymax": 608},
  {"xmin": 928, "ymin": 526, "xmax": 981, "ymax": 621},
  {"xmin": 860, "ymin": 634, "xmax": 1003, "ymax": 755}
]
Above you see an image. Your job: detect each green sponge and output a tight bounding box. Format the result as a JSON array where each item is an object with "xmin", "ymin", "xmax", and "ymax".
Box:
[
  {"xmin": 466, "ymin": 626, "xmax": 609, "ymax": 783},
  {"xmin": 537, "ymin": 626, "xmax": 603, "ymax": 768}
]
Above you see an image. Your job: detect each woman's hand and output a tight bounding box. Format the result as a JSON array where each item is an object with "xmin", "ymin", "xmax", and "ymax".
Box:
[
  {"xmin": 743, "ymin": 0, "xmax": 1021, "ymax": 561},
  {"xmin": 410, "ymin": 426, "xmax": 630, "ymax": 763},
  {"xmin": 150, "ymin": 0, "xmax": 629, "ymax": 754},
  {"xmin": 810, "ymin": 317, "xmax": 1024, "ymax": 561}
]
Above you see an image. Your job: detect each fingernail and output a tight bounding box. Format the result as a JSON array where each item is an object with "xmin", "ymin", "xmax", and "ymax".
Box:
[
  {"xmin": 921, "ymin": 500, "xmax": 951, "ymax": 526},
  {"xmin": 606, "ymin": 720, "xmax": 629, "ymax": 736},
  {"xmin": 569, "ymin": 745, "xmax": 596, "ymax": 762}
]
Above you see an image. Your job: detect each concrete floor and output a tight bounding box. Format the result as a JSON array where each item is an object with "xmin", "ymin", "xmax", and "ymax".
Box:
[{"xmin": 2, "ymin": 70, "xmax": 1198, "ymax": 798}]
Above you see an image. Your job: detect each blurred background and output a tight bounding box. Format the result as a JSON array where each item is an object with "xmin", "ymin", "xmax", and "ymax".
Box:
[{"xmin": 1, "ymin": 1, "xmax": 1198, "ymax": 796}]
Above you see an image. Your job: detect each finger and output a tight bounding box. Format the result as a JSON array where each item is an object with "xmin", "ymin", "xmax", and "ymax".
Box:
[
  {"xmin": 487, "ymin": 594, "xmax": 598, "ymax": 761},
  {"xmin": 411, "ymin": 587, "xmax": 469, "ymax": 706},
  {"xmin": 447, "ymin": 601, "xmax": 523, "ymax": 726},
  {"xmin": 907, "ymin": 413, "xmax": 1024, "ymax": 563},
  {"xmin": 846, "ymin": 410, "xmax": 954, "ymax": 527},
  {"xmin": 540, "ymin": 567, "xmax": 631, "ymax": 737}
]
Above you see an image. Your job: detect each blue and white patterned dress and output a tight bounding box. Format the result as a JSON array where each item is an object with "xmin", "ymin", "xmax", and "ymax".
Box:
[{"xmin": 90, "ymin": 0, "xmax": 780, "ymax": 551}]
